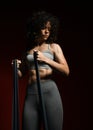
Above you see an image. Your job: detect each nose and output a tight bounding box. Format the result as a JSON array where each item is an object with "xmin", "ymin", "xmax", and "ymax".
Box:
[{"xmin": 45, "ymin": 28, "xmax": 49, "ymax": 33}]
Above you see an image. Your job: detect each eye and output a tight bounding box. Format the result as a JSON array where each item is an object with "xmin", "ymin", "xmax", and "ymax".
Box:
[
  {"xmin": 41, "ymin": 27, "xmax": 45, "ymax": 30},
  {"xmin": 47, "ymin": 27, "xmax": 51, "ymax": 31},
  {"xmin": 41, "ymin": 25, "xmax": 46, "ymax": 29}
]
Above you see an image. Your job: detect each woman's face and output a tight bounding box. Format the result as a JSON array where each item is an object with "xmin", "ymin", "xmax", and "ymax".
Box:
[{"xmin": 40, "ymin": 21, "xmax": 51, "ymax": 41}]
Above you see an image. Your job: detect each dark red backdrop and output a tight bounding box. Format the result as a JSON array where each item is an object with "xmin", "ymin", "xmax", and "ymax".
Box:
[{"xmin": 0, "ymin": 1, "xmax": 91, "ymax": 130}]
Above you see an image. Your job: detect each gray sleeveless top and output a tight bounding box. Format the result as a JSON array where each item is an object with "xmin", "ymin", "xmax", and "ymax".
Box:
[{"xmin": 26, "ymin": 44, "xmax": 54, "ymax": 69}]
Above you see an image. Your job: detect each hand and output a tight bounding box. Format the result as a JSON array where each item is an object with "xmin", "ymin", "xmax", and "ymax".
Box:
[
  {"xmin": 11, "ymin": 59, "xmax": 21, "ymax": 69},
  {"xmin": 35, "ymin": 51, "xmax": 47, "ymax": 62}
]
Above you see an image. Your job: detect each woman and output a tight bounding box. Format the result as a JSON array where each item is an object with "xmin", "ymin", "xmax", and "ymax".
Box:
[{"xmin": 16, "ymin": 11, "xmax": 70, "ymax": 130}]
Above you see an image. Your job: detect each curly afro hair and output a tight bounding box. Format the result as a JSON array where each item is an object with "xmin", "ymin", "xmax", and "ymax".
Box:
[{"xmin": 26, "ymin": 11, "xmax": 60, "ymax": 49}]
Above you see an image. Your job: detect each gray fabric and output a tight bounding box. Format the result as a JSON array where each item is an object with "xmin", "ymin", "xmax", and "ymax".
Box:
[
  {"xmin": 26, "ymin": 44, "xmax": 54, "ymax": 70},
  {"xmin": 22, "ymin": 80, "xmax": 63, "ymax": 130}
]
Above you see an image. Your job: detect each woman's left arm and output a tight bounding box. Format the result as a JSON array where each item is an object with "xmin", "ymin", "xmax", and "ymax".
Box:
[{"xmin": 46, "ymin": 43, "xmax": 70, "ymax": 76}]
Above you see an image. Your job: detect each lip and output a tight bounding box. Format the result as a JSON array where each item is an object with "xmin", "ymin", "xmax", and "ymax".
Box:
[
  {"xmin": 42, "ymin": 35, "xmax": 49, "ymax": 40},
  {"xmin": 43, "ymin": 35, "xmax": 49, "ymax": 37}
]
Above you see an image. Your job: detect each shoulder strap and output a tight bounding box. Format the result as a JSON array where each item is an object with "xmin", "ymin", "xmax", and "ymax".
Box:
[{"xmin": 48, "ymin": 44, "xmax": 50, "ymax": 50}]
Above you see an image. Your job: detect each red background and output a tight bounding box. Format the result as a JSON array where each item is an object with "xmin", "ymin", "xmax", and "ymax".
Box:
[{"xmin": 0, "ymin": 1, "xmax": 91, "ymax": 130}]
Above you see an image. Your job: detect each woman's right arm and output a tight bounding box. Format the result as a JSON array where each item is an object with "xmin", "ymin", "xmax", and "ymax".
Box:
[{"xmin": 14, "ymin": 59, "xmax": 23, "ymax": 78}]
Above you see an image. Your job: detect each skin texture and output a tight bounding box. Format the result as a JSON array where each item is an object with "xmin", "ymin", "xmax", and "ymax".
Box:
[
  {"xmin": 12, "ymin": 11, "xmax": 70, "ymax": 130},
  {"xmin": 17, "ymin": 21, "xmax": 69, "ymax": 84}
]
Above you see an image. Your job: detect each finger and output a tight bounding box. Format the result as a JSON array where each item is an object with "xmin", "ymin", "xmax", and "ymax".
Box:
[
  {"xmin": 33, "ymin": 50, "xmax": 38, "ymax": 58},
  {"xmin": 33, "ymin": 49, "xmax": 38, "ymax": 53},
  {"xmin": 17, "ymin": 60, "xmax": 21, "ymax": 64}
]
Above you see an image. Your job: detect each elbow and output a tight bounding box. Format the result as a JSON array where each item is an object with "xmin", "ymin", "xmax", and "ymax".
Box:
[
  {"xmin": 66, "ymin": 68, "xmax": 70, "ymax": 76},
  {"xmin": 64, "ymin": 66, "xmax": 70, "ymax": 76}
]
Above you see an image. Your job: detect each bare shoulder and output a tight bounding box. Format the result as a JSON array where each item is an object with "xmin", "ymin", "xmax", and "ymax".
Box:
[
  {"xmin": 50, "ymin": 43, "xmax": 63, "ymax": 53},
  {"xmin": 50, "ymin": 43, "xmax": 59, "ymax": 47}
]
